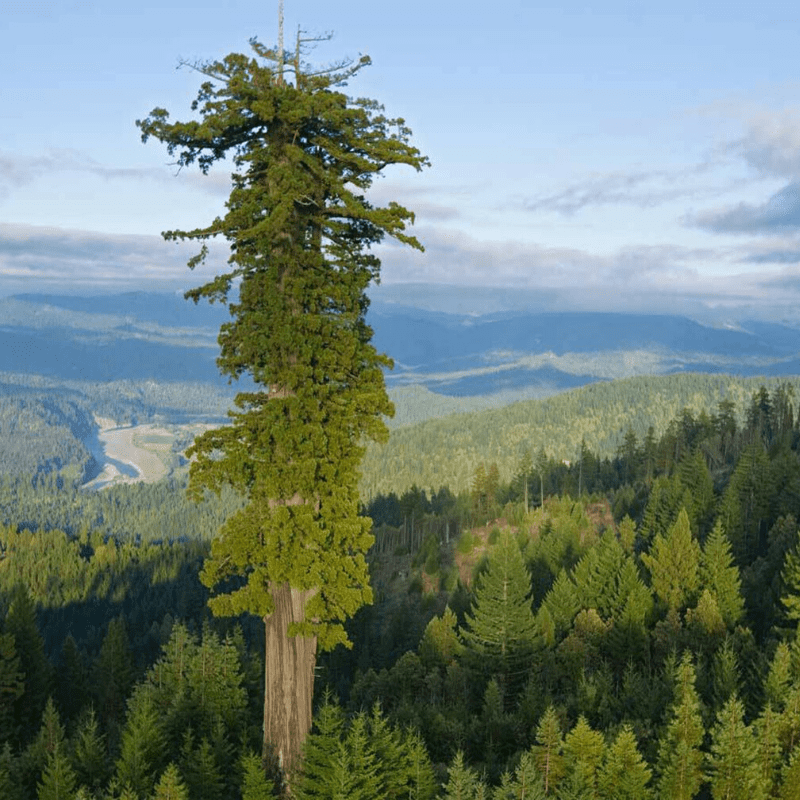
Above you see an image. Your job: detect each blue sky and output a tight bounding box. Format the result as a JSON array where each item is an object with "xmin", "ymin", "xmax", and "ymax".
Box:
[{"xmin": 2, "ymin": 0, "xmax": 800, "ymax": 319}]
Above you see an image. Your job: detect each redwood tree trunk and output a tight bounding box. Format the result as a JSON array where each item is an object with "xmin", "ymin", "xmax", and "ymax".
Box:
[{"xmin": 263, "ymin": 582, "xmax": 318, "ymax": 779}]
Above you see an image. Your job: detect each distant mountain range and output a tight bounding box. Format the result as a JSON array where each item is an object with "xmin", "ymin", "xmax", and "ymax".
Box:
[{"xmin": 2, "ymin": 290, "xmax": 800, "ymax": 402}]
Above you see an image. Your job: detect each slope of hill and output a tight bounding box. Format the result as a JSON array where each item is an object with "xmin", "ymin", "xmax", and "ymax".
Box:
[
  {"xmin": 361, "ymin": 372, "xmax": 800, "ymax": 499},
  {"xmin": 2, "ymin": 292, "xmax": 800, "ymax": 403}
]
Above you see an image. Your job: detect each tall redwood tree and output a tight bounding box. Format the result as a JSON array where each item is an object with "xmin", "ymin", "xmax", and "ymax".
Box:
[{"xmin": 137, "ymin": 33, "xmax": 428, "ymax": 778}]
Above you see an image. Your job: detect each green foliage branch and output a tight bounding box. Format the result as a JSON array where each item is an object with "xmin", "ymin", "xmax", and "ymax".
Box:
[{"xmin": 136, "ymin": 37, "xmax": 428, "ymax": 650}]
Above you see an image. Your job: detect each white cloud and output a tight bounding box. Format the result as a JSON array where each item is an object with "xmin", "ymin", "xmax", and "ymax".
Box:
[
  {"xmin": 0, "ymin": 148, "xmax": 232, "ymax": 200},
  {"xmin": 0, "ymin": 222, "xmax": 228, "ymax": 295},
  {"xmin": 689, "ymin": 182, "xmax": 800, "ymax": 234}
]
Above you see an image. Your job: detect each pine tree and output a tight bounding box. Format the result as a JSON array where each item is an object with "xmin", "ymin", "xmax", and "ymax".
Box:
[
  {"xmin": 656, "ymin": 653, "xmax": 705, "ymax": 800},
  {"xmin": 641, "ymin": 508, "xmax": 701, "ymax": 613},
  {"xmin": 570, "ymin": 530, "xmax": 624, "ymax": 618},
  {"xmin": 492, "ymin": 752, "xmax": 545, "ymax": 800},
  {"xmin": 152, "ymin": 763, "xmax": 190, "ymax": 800},
  {"xmin": 343, "ymin": 714, "xmax": 382, "ymax": 800},
  {"xmin": 711, "ymin": 637, "xmax": 741, "ymax": 710},
  {"xmin": 700, "ymin": 521, "xmax": 744, "ymax": 628},
  {"xmin": 403, "ymin": 730, "xmax": 437, "ymax": 800},
  {"xmin": 561, "ymin": 717, "xmax": 604, "ymax": 799},
  {"xmin": 137, "ymin": 29, "xmax": 427, "ymax": 775},
  {"xmin": 293, "ymin": 697, "xmax": 345, "ymax": 799},
  {"xmin": 36, "ymin": 742, "xmax": 77, "ymax": 800},
  {"xmin": 539, "ymin": 569, "xmax": 579, "ymax": 643},
  {"xmin": 92, "ymin": 616, "xmax": 135, "ymax": 747},
  {"xmin": 718, "ymin": 443, "xmax": 771, "ymax": 562},
  {"xmin": 71, "ymin": 707, "xmax": 108, "ymax": 793},
  {"xmin": 56, "ymin": 634, "xmax": 89, "ymax": 726},
  {"xmin": 418, "ymin": 606, "xmax": 463, "ymax": 669},
  {"xmin": 5, "ymin": 586, "xmax": 50, "ymax": 739},
  {"xmin": 765, "ymin": 642, "xmax": 793, "ymax": 711},
  {"xmin": 532, "ymin": 705, "xmax": 564, "ymax": 796},
  {"xmin": 754, "ymin": 704, "xmax": 782, "ymax": 798},
  {"xmin": 114, "ymin": 689, "xmax": 167, "ymax": 798},
  {"xmin": 707, "ymin": 695, "xmax": 767, "ymax": 800},
  {"xmin": 0, "ymin": 743, "xmax": 22, "ymax": 800},
  {"xmin": 678, "ymin": 450, "xmax": 715, "ymax": 535},
  {"xmin": 21, "ymin": 698, "xmax": 67, "ymax": 799},
  {"xmin": 461, "ymin": 530, "xmax": 538, "ymax": 698},
  {"xmin": 240, "ymin": 752, "xmax": 274, "ymax": 800},
  {"xmin": 0, "ymin": 630, "xmax": 23, "ymax": 743},
  {"xmin": 779, "ymin": 742, "xmax": 800, "ymax": 800},
  {"xmin": 780, "ymin": 526, "xmax": 800, "ymax": 631},
  {"xmin": 180, "ymin": 733, "xmax": 224, "ymax": 800},
  {"xmin": 443, "ymin": 752, "xmax": 484, "ymax": 800},
  {"xmin": 368, "ymin": 702, "xmax": 435, "ymax": 800},
  {"xmin": 598, "ymin": 725, "xmax": 653, "ymax": 800}
]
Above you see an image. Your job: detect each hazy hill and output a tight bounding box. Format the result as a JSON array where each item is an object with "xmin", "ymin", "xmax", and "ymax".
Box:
[
  {"xmin": 361, "ymin": 372, "xmax": 800, "ymax": 499},
  {"xmin": 2, "ymin": 291, "xmax": 800, "ymax": 428},
  {"xmin": 368, "ymin": 300, "xmax": 800, "ymax": 397}
]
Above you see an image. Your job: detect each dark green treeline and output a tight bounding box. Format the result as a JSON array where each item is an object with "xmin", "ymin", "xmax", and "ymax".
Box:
[{"xmin": 3, "ymin": 383, "xmax": 800, "ymax": 797}]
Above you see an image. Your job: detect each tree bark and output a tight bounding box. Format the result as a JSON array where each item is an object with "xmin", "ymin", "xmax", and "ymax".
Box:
[{"xmin": 263, "ymin": 582, "xmax": 317, "ymax": 780}]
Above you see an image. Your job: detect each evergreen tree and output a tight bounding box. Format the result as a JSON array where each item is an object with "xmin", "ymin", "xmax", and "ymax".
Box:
[
  {"xmin": 0, "ymin": 630, "xmax": 23, "ymax": 743},
  {"xmin": 240, "ymin": 752, "xmax": 274, "ymax": 800},
  {"xmin": 677, "ymin": 450, "xmax": 715, "ymax": 533},
  {"xmin": 443, "ymin": 752, "xmax": 485, "ymax": 800},
  {"xmin": 56, "ymin": 634, "xmax": 89, "ymax": 727},
  {"xmin": 492, "ymin": 752, "xmax": 545, "ymax": 800},
  {"xmin": 36, "ymin": 742, "xmax": 77, "ymax": 800},
  {"xmin": 641, "ymin": 508, "xmax": 701, "ymax": 613},
  {"xmin": 532, "ymin": 706, "xmax": 564, "ymax": 796},
  {"xmin": 700, "ymin": 521, "xmax": 744, "ymax": 628},
  {"xmin": 137, "ymin": 29, "xmax": 427, "ymax": 774},
  {"xmin": 707, "ymin": 695, "xmax": 766, "ymax": 800},
  {"xmin": 598, "ymin": 725, "xmax": 653, "ymax": 800},
  {"xmin": 152, "ymin": 763, "xmax": 190, "ymax": 800},
  {"xmin": 0, "ymin": 743, "xmax": 21, "ymax": 800},
  {"xmin": 114, "ymin": 689, "xmax": 167, "ymax": 798},
  {"xmin": 570, "ymin": 530, "xmax": 624, "ymax": 618},
  {"xmin": 180, "ymin": 733, "xmax": 224, "ymax": 800},
  {"xmin": 765, "ymin": 642, "xmax": 793, "ymax": 711},
  {"xmin": 461, "ymin": 531, "xmax": 538, "ymax": 698},
  {"xmin": 656, "ymin": 653, "xmax": 705, "ymax": 800},
  {"xmin": 293, "ymin": 697, "xmax": 345, "ymax": 799},
  {"xmin": 711, "ymin": 637, "xmax": 741, "ymax": 710},
  {"xmin": 561, "ymin": 717, "xmax": 604, "ymax": 799},
  {"xmin": 92, "ymin": 616, "xmax": 135, "ymax": 748},
  {"xmin": 418, "ymin": 607, "xmax": 463, "ymax": 670},
  {"xmin": 5, "ymin": 585, "xmax": 50, "ymax": 740},
  {"xmin": 538, "ymin": 570, "xmax": 579, "ymax": 644},
  {"xmin": 403, "ymin": 730, "xmax": 437, "ymax": 800},
  {"xmin": 780, "ymin": 742, "xmax": 800, "ymax": 800},
  {"xmin": 21, "ymin": 698, "xmax": 67, "ymax": 799},
  {"xmin": 71, "ymin": 707, "xmax": 108, "ymax": 793},
  {"xmin": 368, "ymin": 703, "xmax": 435, "ymax": 800},
  {"xmin": 342, "ymin": 714, "xmax": 382, "ymax": 800},
  {"xmin": 718, "ymin": 443, "xmax": 771, "ymax": 562},
  {"xmin": 754, "ymin": 704, "xmax": 782, "ymax": 798},
  {"xmin": 780, "ymin": 526, "xmax": 800, "ymax": 631},
  {"xmin": 640, "ymin": 474, "xmax": 688, "ymax": 545}
]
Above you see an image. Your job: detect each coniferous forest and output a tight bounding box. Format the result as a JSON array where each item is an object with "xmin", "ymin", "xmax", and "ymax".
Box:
[{"xmin": 4, "ymin": 380, "xmax": 800, "ymax": 798}]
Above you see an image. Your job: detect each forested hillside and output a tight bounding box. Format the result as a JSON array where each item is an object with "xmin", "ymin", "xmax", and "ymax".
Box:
[
  {"xmin": 4, "ymin": 379, "xmax": 800, "ymax": 796},
  {"xmin": 363, "ymin": 373, "xmax": 800, "ymax": 498}
]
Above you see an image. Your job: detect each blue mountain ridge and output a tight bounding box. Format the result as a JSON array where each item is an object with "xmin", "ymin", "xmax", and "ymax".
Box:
[{"xmin": 1, "ymin": 292, "xmax": 799, "ymax": 396}]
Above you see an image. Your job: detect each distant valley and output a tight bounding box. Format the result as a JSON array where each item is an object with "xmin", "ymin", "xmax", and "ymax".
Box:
[{"xmin": 2, "ymin": 290, "xmax": 800, "ymax": 425}]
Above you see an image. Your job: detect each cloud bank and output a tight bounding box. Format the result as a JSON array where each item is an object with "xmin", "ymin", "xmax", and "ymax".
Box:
[
  {"xmin": 691, "ymin": 182, "xmax": 800, "ymax": 235},
  {"xmin": 0, "ymin": 223, "xmax": 227, "ymax": 296}
]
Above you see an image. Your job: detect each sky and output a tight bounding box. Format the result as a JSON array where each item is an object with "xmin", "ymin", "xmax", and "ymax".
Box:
[{"xmin": 2, "ymin": 0, "xmax": 800, "ymax": 320}]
